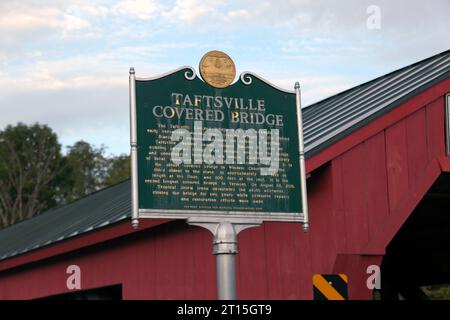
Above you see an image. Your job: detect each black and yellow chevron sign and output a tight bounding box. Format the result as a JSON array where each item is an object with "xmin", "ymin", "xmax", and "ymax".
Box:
[{"xmin": 313, "ymin": 274, "xmax": 348, "ymax": 300}]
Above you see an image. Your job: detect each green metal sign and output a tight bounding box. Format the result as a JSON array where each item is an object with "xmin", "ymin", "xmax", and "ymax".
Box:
[{"xmin": 129, "ymin": 66, "xmax": 308, "ymax": 225}]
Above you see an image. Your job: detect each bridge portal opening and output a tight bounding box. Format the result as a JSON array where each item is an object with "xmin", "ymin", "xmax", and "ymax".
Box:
[{"xmin": 379, "ymin": 173, "xmax": 450, "ymax": 300}]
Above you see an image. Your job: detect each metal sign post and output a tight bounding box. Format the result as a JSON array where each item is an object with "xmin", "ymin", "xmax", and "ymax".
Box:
[
  {"xmin": 295, "ymin": 82, "xmax": 309, "ymax": 233},
  {"xmin": 129, "ymin": 67, "xmax": 139, "ymax": 229},
  {"xmin": 129, "ymin": 50, "xmax": 309, "ymax": 300},
  {"xmin": 187, "ymin": 218, "xmax": 262, "ymax": 300}
]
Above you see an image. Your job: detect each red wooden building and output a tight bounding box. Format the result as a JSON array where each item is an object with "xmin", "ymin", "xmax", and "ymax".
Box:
[{"xmin": 0, "ymin": 50, "xmax": 449, "ymax": 300}]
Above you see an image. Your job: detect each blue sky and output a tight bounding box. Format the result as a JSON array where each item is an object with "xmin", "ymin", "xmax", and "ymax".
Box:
[{"xmin": 0, "ymin": 0, "xmax": 449, "ymax": 156}]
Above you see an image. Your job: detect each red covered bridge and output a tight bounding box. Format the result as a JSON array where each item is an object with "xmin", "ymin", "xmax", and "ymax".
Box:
[{"xmin": 0, "ymin": 50, "xmax": 449, "ymax": 300}]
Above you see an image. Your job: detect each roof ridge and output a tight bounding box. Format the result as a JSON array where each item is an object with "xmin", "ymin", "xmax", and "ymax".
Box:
[{"xmin": 303, "ymin": 49, "xmax": 450, "ymax": 110}]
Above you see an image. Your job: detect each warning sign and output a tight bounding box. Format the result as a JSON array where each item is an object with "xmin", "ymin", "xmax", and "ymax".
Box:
[{"xmin": 313, "ymin": 274, "xmax": 348, "ymax": 300}]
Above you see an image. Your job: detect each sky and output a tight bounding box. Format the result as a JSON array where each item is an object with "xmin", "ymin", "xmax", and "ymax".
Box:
[{"xmin": 0, "ymin": 0, "xmax": 449, "ymax": 156}]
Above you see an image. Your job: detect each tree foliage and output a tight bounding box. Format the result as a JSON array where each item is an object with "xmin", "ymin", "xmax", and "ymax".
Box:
[
  {"xmin": 105, "ymin": 154, "xmax": 130, "ymax": 186},
  {"xmin": 64, "ymin": 141, "xmax": 110, "ymax": 202},
  {"xmin": 0, "ymin": 123, "xmax": 64, "ymax": 226},
  {"xmin": 0, "ymin": 123, "xmax": 130, "ymax": 229}
]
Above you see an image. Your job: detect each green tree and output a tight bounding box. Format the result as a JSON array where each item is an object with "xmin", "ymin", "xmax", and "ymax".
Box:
[
  {"xmin": 0, "ymin": 123, "xmax": 66, "ymax": 227},
  {"xmin": 0, "ymin": 123, "xmax": 131, "ymax": 229},
  {"xmin": 63, "ymin": 141, "xmax": 110, "ymax": 202},
  {"xmin": 105, "ymin": 154, "xmax": 130, "ymax": 186}
]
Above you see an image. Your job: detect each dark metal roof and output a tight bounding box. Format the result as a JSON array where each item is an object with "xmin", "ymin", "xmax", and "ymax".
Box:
[
  {"xmin": 0, "ymin": 50, "xmax": 449, "ymax": 263},
  {"xmin": 0, "ymin": 180, "xmax": 131, "ymax": 261},
  {"xmin": 303, "ymin": 49, "xmax": 450, "ymax": 157}
]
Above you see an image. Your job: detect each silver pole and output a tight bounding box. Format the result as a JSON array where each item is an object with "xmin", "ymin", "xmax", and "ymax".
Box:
[
  {"xmin": 129, "ymin": 67, "xmax": 139, "ymax": 229},
  {"xmin": 295, "ymin": 82, "xmax": 309, "ymax": 232},
  {"xmin": 214, "ymin": 222, "xmax": 237, "ymax": 300},
  {"xmin": 187, "ymin": 218, "xmax": 262, "ymax": 300}
]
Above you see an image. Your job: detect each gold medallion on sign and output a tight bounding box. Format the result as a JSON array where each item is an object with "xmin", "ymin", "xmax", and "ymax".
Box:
[{"xmin": 199, "ymin": 51, "xmax": 236, "ymax": 89}]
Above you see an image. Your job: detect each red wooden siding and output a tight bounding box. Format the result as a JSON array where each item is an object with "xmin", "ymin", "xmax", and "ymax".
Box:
[
  {"xmin": 0, "ymin": 87, "xmax": 448, "ymax": 299},
  {"xmin": 364, "ymin": 132, "xmax": 390, "ymax": 239},
  {"xmin": 236, "ymin": 224, "xmax": 269, "ymax": 299},
  {"xmin": 330, "ymin": 96, "xmax": 445, "ymax": 254}
]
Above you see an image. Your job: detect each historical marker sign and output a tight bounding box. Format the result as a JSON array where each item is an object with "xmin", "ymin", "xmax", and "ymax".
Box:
[{"xmin": 129, "ymin": 52, "xmax": 308, "ymax": 225}]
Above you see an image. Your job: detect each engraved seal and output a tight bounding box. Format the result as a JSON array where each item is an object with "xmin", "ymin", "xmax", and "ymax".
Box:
[{"xmin": 199, "ymin": 50, "xmax": 236, "ymax": 89}]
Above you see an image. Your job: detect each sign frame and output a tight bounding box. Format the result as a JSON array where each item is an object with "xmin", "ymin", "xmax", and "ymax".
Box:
[{"xmin": 129, "ymin": 65, "xmax": 309, "ymax": 231}]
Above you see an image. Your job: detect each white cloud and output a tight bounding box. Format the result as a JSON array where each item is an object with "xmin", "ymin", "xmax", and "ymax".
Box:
[
  {"xmin": 61, "ymin": 14, "xmax": 91, "ymax": 39},
  {"xmin": 163, "ymin": 0, "xmax": 225, "ymax": 24},
  {"xmin": 0, "ymin": 6, "xmax": 61, "ymax": 31},
  {"xmin": 0, "ymin": 55, "xmax": 123, "ymax": 91},
  {"xmin": 0, "ymin": 1, "xmax": 94, "ymax": 51},
  {"xmin": 0, "ymin": 3, "xmax": 91, "ymax": 33},
  {"xmin": 112, "ymin": 0, "xmax": 162, "ymax": 20},
  {"xmin": 66, "ymin": 2, "xmax": 109, "ymax": 18},
  {"xmin": 224, "ymin": 9, "xmax": 251, "ymax": 24},
  {"xmin": 0, "ymin": 72, "xmax": 124, "ymax": 91}
]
